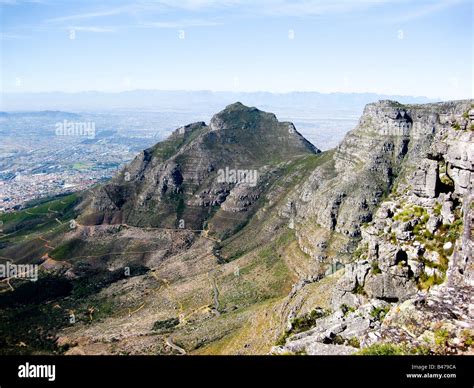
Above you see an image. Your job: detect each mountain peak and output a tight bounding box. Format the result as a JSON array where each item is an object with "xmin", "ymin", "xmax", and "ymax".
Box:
[
  {"xmin": 224, "ymin": 101, "xmax": 249, "ymax": 110},
  {"xmin": 209, "ymin": 101, "xmax": 278, "ymax": 132},
  {"xmin": 84, "ymin": 104, "xmax": 319, "ymax": 230}
]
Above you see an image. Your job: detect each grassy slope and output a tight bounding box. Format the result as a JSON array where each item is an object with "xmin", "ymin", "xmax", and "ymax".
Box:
[
  {"xmin": 174, "ymin": 152, "xmax": 335, "ymax": 353},
  {"xmin": 0, "ymin": 193, "xmax": 80, "ymax": 263},
  {"xmin": 0, "ymin": 144, "xmax": 335, "ymax": 355}
]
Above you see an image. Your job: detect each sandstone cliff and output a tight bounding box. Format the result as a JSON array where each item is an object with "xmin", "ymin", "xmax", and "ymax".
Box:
[{"xmin": 274, "ymin": 99, "xmax": 473, "ymax": 355}]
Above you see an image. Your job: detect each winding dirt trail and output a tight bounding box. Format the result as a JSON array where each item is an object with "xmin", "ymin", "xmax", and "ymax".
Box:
[
  {"xmin": 208, "ymin": 270, "xmax": 220, "ymax": 316},
  {"xmin": 165, "ymin": 336, "xmax": 186, "ymax": 355}
]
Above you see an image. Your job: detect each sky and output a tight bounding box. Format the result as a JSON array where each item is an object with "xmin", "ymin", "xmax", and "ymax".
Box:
[{"xmin": 0, "ymin": 0, "xmax": 472, "ymax": 100}]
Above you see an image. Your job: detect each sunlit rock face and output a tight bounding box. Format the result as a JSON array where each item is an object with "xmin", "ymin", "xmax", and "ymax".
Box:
[{"xmin": 275, "ymin": 99, "xmax": 473, "ymax": 356}]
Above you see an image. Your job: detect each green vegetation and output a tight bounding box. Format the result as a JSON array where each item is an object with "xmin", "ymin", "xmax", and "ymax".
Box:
[
  {"xmin": 357, "ymin": 342, "xmax": 431, "ymax": 355},
  {"xmin": 0, "ymin": 193, "xmax": 80, "ymax": 265},
  {"xmin": 218, "ymin": 228, "xmax": 297, "ymax": 313},
  {"xmin": 72, "ymin": 265, "xmax": 148, "ymax": 299},
  {"xmin": 447, "ymin": 218, "xmax": 463, "ymax": 241},
  {"xmin": 86, "ymin": 299, "xmax": 116, "ymax": 322},
  {"xmin": 418, "ymin": 217, "xmax": 463, "ymax": 268},
  {"xmin": 451, "ymin": 122, "xmax": 461, "ymax": 130},
  {"xmin": 340, "ymin": 304, "xmax": 356, "ymax": 316},
  {"xmin": 0, "ymin": 263, "xmax": 149, "ymax": 354},
  {"xmin": 175, "ymin": 197, "xmax": 185, "ymax": 221},
  {"xmin": 371, "ymin": 261, "xmax": 381, "ymax": 275},
  {"xmin": 278, "ymin": 150, "xmax": 335, "ymax": 178},
  {"xmin": 152, "ymin": 129, "xmax": 202, "ymax": 161},
  {"xmin": 418, "ymin": 271, "xmax": 445, "ymax": 290},
  {"xmin": 72, "ymin": 162, "xmax": 91, "ymax": 170},
  {"xmin": 396, "ymin": 201, "xmax": 464, "ymax": 290},
  {"xmin": 353, "ymin": 243, "xmax": 368, "ymax": 260},
  {"xmin": 0, "ymin": 274, "xmax": 72, "ymax": 308},
  {"xmin": 152, "ymin": 318, "xmax": 180, "ymax": 332},
  {"xmin": 277, "ymin": 308, "xmax": 329, "ymax": 345},
  {"xmin": 439, "ymin": 162, "xmax": 454, "ymax": 187},
  {"xmin": 461, "ymin": 329, "xmax": 473, "ymax": 347},
  {"xmin": 214, "ymin": 152, "xmax": 331, "ymax": 262},
  {"xmin": 0, "ymin": 301, "xmax": 71, "ymax": 355},
  {"xmin": 390, "ymin": 232, "xmax": 397, "ymax": 244},
  {"xmin": 353, "ymin": 281, "xmax": 366, "ymax": 296},
  {"xmin": 348, "ymin": 337, "xmax": 360, "ymax": 348},
  {"xmin": 0, "ymin": 193, "xmax": 79, "ymax": 242},
  {"xmin": 370, "ymin": 306, "xmax": 390, "ymax": 322},
  {"xmin": 357, "ymin": 343, "xmax": 405, "ymax": 355},
  {"xmin": 394, "ymin": 205, "xmax": 428, "ymax": 223},
  {"xmin": 291, "ymin": 308, "xmax": 328, "ymax": 334},
  {"xmin": 49, "ymin": 238, "xmax": 83, "ymax": 260},
  {"xmin": 434, "ymin": 328, "xmax": 450, "ymax": 347}
]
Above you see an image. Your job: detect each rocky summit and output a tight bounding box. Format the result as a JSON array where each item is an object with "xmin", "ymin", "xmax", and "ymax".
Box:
[
  {"xmin": 80, "ymin": 102, "xmax": 318, "ymax": 229},
  {"xmin": 0, "ymin": 100, "xmax": 472, "ymax": 356}
]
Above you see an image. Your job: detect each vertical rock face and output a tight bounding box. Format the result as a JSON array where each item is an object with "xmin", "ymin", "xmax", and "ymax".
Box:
[
  {"xmin": 448, "ymin": 193, "xmax": 473, "ymax": 288},
  {"xmin": 288, "ymin": 100, "xmax": 472, "ymax": 264},
  {"xmin": 292, "ymin": 101, "xmax": 422, "ymax": 249},
  {"xmin": 340, "ymin": 100, "xmax": 474, "ymax": 298},
  {"xmin": 275, "ymin": 99, "xmax": 474, "ymax": 355},
  {"xmin": 438, "ymin": 131, "xmax": 474, "ymax": 196},
  {"xmin": 411, "ymin": 159, "xmax": 439, "ymax": 198}
]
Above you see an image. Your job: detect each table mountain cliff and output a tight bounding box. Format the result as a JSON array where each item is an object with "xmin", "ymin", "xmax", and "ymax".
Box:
[{"xmin": 274, "ymin": 99, "xmax": 473, "ymax": 355}]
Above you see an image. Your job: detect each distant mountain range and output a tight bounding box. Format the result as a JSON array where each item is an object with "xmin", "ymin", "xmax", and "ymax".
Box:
[
  {"xmin": 0, "ymin": 111, "xmax": 80, "ymax": 119},
  {"xmin": 1, "ymin": 90, "xmax": 435, "ymax": 112}
]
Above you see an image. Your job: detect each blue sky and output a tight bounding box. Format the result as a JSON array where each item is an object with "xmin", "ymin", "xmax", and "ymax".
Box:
[{"xmin": 1, "ymin": 0, "xmax": 472, "ymax": 99}]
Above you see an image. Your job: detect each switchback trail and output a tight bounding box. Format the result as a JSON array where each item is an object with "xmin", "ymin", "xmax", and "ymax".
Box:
[{"xmin": 165, "ymin": 336, "xmax": 186, "ymax": 355}]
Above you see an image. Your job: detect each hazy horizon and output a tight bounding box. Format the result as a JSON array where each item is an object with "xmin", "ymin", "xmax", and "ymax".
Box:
[
  {"xmin": 1, "ymin": 0, "xmax": 472, "ymax": 100},
  {"xmin": 0, "ymin": 88, "xmax": 440, "ymax": 112}
]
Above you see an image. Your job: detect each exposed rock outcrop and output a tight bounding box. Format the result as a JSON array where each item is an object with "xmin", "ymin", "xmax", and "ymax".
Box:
[{"xmin": 276, "ymin": 99, "xmax": 473, "ymax": 355}]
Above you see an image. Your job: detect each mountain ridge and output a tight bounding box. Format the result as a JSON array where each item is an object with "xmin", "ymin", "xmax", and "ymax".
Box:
[{"xmin": 78, "ymin": 102, "xmax": 319, "ymax": 235}]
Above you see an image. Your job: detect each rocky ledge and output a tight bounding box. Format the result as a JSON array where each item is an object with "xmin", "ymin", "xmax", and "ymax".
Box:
[{"xmin": 274, "ymin": 100, "xmax": 473, "ymax": 355}]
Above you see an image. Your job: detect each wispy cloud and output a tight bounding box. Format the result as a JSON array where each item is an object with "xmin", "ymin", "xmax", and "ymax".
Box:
[
  {"xmin": 149, "ymin": 0, "xmax": 393, "ymax": 16},
  {"xmin": 13, "ymin": 0, "xmax": 470, "ymax": 38},
  {"xmin": 138, "ymin": 19, "xmax": 222, "ymax": 28},
  {"xmin": 155, "ymin": 0, "xmax": 243, "ymax": 11},
  {"xmin": 42, "ymin": 0, "xmax": 392, "ymax": 24},
  {"xmin": 68, "ymin": 26, "xmax": 116, "ymax": 33},
  {"xmin": 387, "ymin": 0, "xmax": 467, "ymax": 23},
  {"xmin": 258, "ymin": 0, "xmax": 389, "ymax": 17},
  {"xmin": 154, "ymin": 0, "xmax": 469, "ymax": 18},
  {"xmin": 44, "ymin": 2, "xmax": 223, "ymax": 32},
  {"xmin": 46, "ymin": 5, "xmax": 136, "ymax": 23}
]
